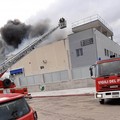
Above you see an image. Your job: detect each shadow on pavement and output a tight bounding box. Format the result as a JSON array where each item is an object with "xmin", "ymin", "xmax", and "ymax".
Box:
[{"xmin": 105, "ymin": 98, "xmax": 120, "ymax": 105}]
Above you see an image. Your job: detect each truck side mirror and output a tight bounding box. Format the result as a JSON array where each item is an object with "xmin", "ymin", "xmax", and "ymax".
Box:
[
  {"xmin": 89, "ymin": 64, "xmax": 96, "ymax": 79},
  {"xmin": 89, "ymin": 67, "xmax": 93, "ymax": 76}
]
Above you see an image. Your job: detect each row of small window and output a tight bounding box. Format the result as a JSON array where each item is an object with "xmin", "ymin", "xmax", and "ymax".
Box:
[
  {"xmin": 75, "ymin": 38, "xmax": 94, "ymax": 57},
  {"xmin": 104, "ymin": 49, "xmax": 119, "ymax": 57},
  {"xmin": 80, "ymin": 38, "xmax": 93, "ymax": 47},
  {"xmin": 76, "ymin": 48, "xmax": 120, "ymax": 57}
]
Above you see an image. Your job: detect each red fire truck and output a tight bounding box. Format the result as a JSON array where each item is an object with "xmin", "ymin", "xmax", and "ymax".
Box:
[
  {"xmin": 89, "ymin": 56, "xmax": 120, "ymax": 104},
  {"xmin": 0, "ymin": 93, "xmax": 37, "ymax": 120}
]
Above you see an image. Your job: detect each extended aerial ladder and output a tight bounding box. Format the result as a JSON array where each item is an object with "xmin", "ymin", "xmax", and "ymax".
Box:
[{"xmin": 0, "ymin": 18, "xmax": 67, "ymax": 95}]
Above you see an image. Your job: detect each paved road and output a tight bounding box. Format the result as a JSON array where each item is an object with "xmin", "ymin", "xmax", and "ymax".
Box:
[{"xmin": 28, "ymin": 95, "xmax": 120, "ymax": 120}]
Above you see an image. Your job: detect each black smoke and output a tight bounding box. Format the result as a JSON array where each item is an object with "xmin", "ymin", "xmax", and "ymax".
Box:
[
  {"xmin": 1, "ymin": 19, "xmax": 30, "ymax": 48},
  {"xmin": 0, "ymin": 40, "xmax": 5, "ymax": 54},
  {"xmin": 0, "ymin": 19, "xmax": 50, "ymax": 49},
  {"xmin": 29, "ymin": 19, "xmax": 50, "ymax": 38}
]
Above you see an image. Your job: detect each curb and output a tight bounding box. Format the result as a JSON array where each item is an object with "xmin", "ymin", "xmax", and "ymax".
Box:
[{"xmin": 31, "ymin": 93, "xmax": 94, "ymax": 98}]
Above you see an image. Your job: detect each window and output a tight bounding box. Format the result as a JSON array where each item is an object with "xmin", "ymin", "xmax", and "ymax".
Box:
[
  {"xmin": 104, "ymin": 49, "xmax": 110, "ymax": 57},
  {"xmin": 106, "ymin": 50, "xmax": 109, "ymax": 56},
  {"xmin": 0, "ymin": 97, "xmax": 30, "ymax": 120},
  {"xmin": 104, "ymin": 49, "xmax": 118, "ymax": 57},
  {"xmin": 98, "ymin": 60, "xmax": 120, "ymax": 77},
  {"xmin": 114, "ymin": 53, "xmax": 117, "ymax": 57},
  {"xmin": 80, "ymin": 38, "xmax": 93, "ymax": 47},
  {"xmin": 76, "ymin": 48, "xmax": 83, "ymax": 57},
  {"xmin": 104, "ymin": 49, "xmax": 107, "ymax": 56},
  {"xmin": 110, "ymin": 51, "xmax": 113, "ymax": 56}
]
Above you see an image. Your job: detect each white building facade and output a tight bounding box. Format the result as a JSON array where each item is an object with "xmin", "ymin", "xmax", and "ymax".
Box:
[{"xmin": 69, "ymin": 15, "xmax": 120, "ymax": 80}]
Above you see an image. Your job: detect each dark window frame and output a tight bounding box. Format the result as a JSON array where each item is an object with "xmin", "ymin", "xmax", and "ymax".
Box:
[
  {"xmin": 76, "ymin": 48, "xmax": 83, "ymax": 57},
  {"xmin": 80, "ymin": 38, "xmax": 94, "ymax": 47}
]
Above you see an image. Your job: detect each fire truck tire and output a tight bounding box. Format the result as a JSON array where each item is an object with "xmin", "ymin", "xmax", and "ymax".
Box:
[
  {"xmin": 3, "ymin": 79, "xmax": 11, "ymax": 88},
  {"xmin": 99, "ymin": 99, "xmax": 104, "ymax": 104}
]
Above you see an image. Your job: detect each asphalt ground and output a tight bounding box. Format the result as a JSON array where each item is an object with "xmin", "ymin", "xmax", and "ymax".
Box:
[{"xmin": 27, "ymin": 95, "xmax": 120, "ymax": 120}]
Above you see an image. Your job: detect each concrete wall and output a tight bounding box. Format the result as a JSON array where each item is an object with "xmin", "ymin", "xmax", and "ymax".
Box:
[
  {"xmin": 95, "ymin": 29, "xmax": 120, "ymax": 60},
  {"xmin": 72, "ymin": 66, "xmax": 91, "ymax": 80},
  {"xmin": 68, "ymin": 29, "xmax": 97, "ymax": 68},
  {"xmin": 10, "ymin": 40, "xmax": 69, "ymax": 76},
  {"xmin": 27, "ymin": 78, "xmax": 95, "ymax": 92}
]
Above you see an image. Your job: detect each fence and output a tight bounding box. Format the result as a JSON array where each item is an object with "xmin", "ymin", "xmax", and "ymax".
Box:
[
  {"xmin": 72, "ymin": 66, "xmax": 90, "ymax": 80},
  {"xmin": 72, "ymin": 14, "xmax": 113, "ymax": 32},
  {"xmin": 14, "ymin": 66, "xmax": 93, "ymax": 90},
  {"xmin": 18, "ymin": 70, "xmax": 69, "ymax": 87}
]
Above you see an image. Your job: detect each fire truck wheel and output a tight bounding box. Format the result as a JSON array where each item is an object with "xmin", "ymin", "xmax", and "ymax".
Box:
[
  {"xmin": 99, "ymin": 99, "xmax": 104, "ymax": 104},
  {"xmin": 3, "ymin": 79, "xmax": 11, "ymax": 88}
]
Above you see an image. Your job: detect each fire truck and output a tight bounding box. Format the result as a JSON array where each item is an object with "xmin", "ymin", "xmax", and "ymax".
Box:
[
  {"xmin": 89, "ymin": 55, "xmax": 120, "ymax": 104},
  {"xmin": 0, "ymin": 93, "xmax": 38, "ymax": 120},
  {"xmin": 0, "ymin": 18, "xmax": 66, "ymax": 119}
]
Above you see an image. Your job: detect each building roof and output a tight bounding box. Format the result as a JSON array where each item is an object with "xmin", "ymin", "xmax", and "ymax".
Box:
[{"xmin": 72, "ymin": 15, "xmax": 113, "ymax": 37}]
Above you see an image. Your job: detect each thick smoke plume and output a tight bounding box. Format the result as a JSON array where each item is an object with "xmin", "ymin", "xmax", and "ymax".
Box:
[
  {"xmin": 1, "ymin": 19, "xmax": 30, "ymax": 48},
  {"xmin": 29, "ymin": 19, "xmax": 50, "ymax": 38},
  {"xmin": 0, "ymin": 40, "xmax": 5, "ymax": 54},
  {"xmin": 0, "ymin": 19, "xmax": 50, "ymax": 49}
]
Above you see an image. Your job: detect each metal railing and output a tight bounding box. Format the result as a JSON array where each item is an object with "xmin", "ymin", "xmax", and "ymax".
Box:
[{"xmin": 72, "ymin": 14, "xmax": 113, "ymax": 32}]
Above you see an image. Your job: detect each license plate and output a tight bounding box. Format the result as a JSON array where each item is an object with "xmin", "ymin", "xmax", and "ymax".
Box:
[
  {"xmin": 110, "ymin": 85, "xmax": 118, "ymax": 88},
  {"xmin": 112, "ymin": 95, "xmax": 119, "ymax": 98}
]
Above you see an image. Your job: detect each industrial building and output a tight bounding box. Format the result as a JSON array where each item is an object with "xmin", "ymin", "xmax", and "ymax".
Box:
[{"xmin": 7, "ymin": 15, "xmax": 120, "ymax": 92}]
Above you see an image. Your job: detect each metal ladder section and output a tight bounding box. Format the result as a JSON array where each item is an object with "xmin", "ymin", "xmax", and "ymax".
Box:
[{"xmin": 0, "ymin": 18, "xmax": 67, "ymax": 74}]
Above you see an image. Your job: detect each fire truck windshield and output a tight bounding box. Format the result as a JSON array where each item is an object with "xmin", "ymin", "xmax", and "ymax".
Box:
[
  {"xmin": 0, "ymin": 97, "xmax": 30, "ymax": 120},
  {"xmin": 98, "ymin": 60, "xmax": 120, "ymax": 77}
]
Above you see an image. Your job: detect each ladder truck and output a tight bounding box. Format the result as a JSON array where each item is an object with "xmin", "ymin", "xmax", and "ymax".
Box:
[
  {"xmin": 89, "ymin": 55, "xmax": 120, "ymax": 104},
  {"xmin": 0, "ymin": 18, "xmax": 67, "ymax": 97}
]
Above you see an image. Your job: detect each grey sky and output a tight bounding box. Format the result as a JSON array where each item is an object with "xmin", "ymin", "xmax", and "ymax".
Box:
[
  {"xmin": 27, "ymin": 0, "xmax": 120, "ymax": 43},
  {"xmin": 0, "ymin": 0, "xmax": 120, "ymax": 43}
]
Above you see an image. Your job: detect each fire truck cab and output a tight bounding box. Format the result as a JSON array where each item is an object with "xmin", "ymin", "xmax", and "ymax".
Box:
[
  {"xmin": 90, "ymin": 56, "xmax": 120, "ymax": 104},
  {"xmin": 0, "ymin": 93, "xmax": 37, "ymax": 120}
]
